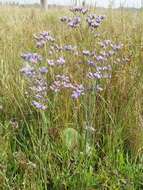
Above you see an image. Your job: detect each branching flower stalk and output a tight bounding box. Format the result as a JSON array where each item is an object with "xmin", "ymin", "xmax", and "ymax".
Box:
[{"xmin": 20, "ymin": 7, "xmax": 126, "ymax": 111}]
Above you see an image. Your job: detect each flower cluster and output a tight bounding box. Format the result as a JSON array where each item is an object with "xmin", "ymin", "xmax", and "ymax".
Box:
[
  {"xmin": 21, "ymin": 55, "xmax": 48, "ymax": 110},
  {"xmin": 61, "ymin": 9, "xmax": 105, "ymax": 30},
  {"xmin": 68, "ymin": 16, "xmax": 81, "ymax": 28},
  {"xmin": 32, "ymin": 101, "xmax": 47, "ymax": 110},
  {"xmin": 71, "ymin": 84, "xmax": 85, "ymax": 99},
  {"xmin": 87, "ymin": 72, "xmax": 111, "ymax": 79},
  {"xmin": 85, "ymin": 40, "xmax": 124, "ymax": 81},
  {"xmin": 50, "ymin": 75, "xmax": 73, "ymax": 92},
  {"xmin": 84, "ymin": 40, "xmax": 124, "ymax": 67},
  {"xmin": 47, "ymin": 57, "xmax": 65, "ymax": 66},
  {"xmin": 50, "ymin": 75, "xmax": 85, "ymax": 99},
  {"xmin": 34, "ymin": 31, "xmax": 55, "ymax": 48},
  {"xmin": 86, "ymin": 14, "xmax": 106, "ymax": 29},
  {"xmin": 39, "ymin": 66, "xmax": 48, "ymax": 74},
  {"xmin": 60, "ymin": 15, "xmax": 81, "ymax": 28},
  {"xmin": 99, "ymin": 40, "xmax": 123, "ymax": 51},
  {"xmin": 21, "ymin": 53, "xmax": 42, "ymax": 64},
  {"xmin": 63, "ymin": 44, "xmax": 77, "ymax": 52},
  {"xmin": 20, "ymin": 64, "xmax": 36, "ymax": 78}
]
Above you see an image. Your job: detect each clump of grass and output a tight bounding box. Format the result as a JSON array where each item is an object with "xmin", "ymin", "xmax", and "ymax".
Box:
[{"xmin": 0, "ymin": 5, "xmax": 143, "ymax": 190}]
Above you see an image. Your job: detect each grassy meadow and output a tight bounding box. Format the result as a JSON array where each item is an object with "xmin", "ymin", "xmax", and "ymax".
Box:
[{"xmin": 0, "ymin": 5, "xmax": 143, "ymax": 189}]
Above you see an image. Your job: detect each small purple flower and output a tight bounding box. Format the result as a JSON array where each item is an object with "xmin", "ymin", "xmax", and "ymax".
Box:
[
  {"xmin": 21, "ymin": 53, "xmax": 42, "ymax": 64},
  {"xmin": 87, "ymin": 72, "xmax": 111, "ymax": 79},
  {"xmin": 20, "ymin": 64, "xmax": 35, "ymax": 77},
  {"xmin": 87, "ymin": 72, "xmax": 102, "ymax": 79},
  {"xmin": 95, "ymin": 55, "xmax": 106, "ymax": 62},
  {"xmin": 50, "ymin": 75, "xmax": 72, "ymax": 93},
  {"xmin": 96, "ymin": 65, "xmax": 112, "ymax": 72},
  {"xmin": 71, "ymin": 90, "xmax": 82, "ymax": 99},
  {"xmin": 47, "ymin": 57, "xmax": 65, "ymax": 66},
  {"xmin": 68, "ymin": 17, "xmax": 81, "ymax": 28},
  {"xmin": 50, "ymin": 81, "xmax": 61, "ymax": 92},
  {"xmin": 47, "ymin": 59, "xmax": 55, "ymax": 66},
  {"xmin": 71, "ymin": 84, "xmax": 85, "ymax": 99},
  {"xmin": 87, "ymin": 14, "xmax": 106, "ymax": 29},
  {"xmin": 99, "ymin": 40, "xmax": 112, "ymax": 49},
  {"xmin": 32, "ymin": 101, "xmax": 47, "ymax": 110},
  {"xmin": 34, "ymin": 31, "xmax": 55, "ymax": 42},
  {"xmin": 35, "ymin": 94, "xmax": 44, "ymax": 100},
  {"xmin": 87, "ymin": 60, "xmax": 96, "ymax": 67},
  {"xmin": 63, "ymin": 45, "xmax": 76, "ymax": 52},
  {"xmin": 30, "ymin": 78, "xmax": 48, "ymax": 94},
  {"xmin": 30, "ymin": 85, "xmax": 47, "ymax": 93},
  {"xmin": 39, "ymin": 67, "xmax": 48, "ymax": 74},
  {"xmin": 56, "ymin": 57, "xmax": 65, "ymax": 65},
  {"xmin": 34, "ymin": 31, "xmax": 55, "ymax": 48},
  {"xmin": 56, "ymin": 75, "xmax": 70, "ymax": 83}
]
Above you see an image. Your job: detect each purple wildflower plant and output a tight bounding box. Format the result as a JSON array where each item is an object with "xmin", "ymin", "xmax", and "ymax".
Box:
[
  {"xmin": 20, "ymin": 53, "xmax": 48, "ymax": 110},
  {"xmin": 20, "ymin": 7, "xmax": 127, "ymax": 111}
]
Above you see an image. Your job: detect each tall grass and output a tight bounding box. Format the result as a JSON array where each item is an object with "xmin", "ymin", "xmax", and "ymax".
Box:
[{"xmin": 0, "ymin": 6, "xmax": 143, "ymax": 189}]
